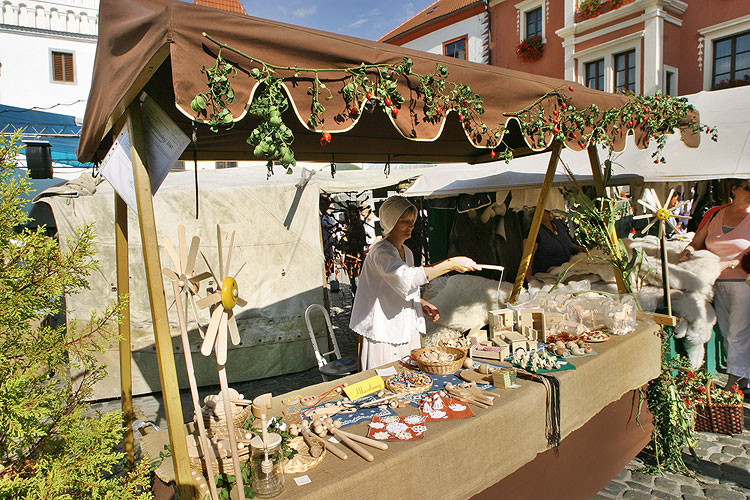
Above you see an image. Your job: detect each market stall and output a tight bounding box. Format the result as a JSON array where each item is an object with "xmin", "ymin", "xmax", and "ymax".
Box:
[
  {"xmin": 144, "ymin": 322, "xmax": 660, "ymax": 500},
  {"xmin": 76, "ymin": 0, "xmax": 707, "ymax": 495}
]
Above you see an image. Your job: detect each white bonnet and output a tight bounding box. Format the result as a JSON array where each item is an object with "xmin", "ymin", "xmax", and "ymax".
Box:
[{"xmin": 378, "ymin": 196, "xmax": 415, "ymax": 235}]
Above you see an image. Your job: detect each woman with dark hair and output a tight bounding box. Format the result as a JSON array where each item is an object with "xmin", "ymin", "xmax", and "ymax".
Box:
[{"xmin": 680, "ymin": 179, "xmax": 750, "ymax": 391}]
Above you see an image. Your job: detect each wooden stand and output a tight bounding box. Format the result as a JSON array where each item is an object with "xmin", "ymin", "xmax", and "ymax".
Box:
[{"xmin": 126, "ymin": 103, "xmax": 196, "ymax": 498}]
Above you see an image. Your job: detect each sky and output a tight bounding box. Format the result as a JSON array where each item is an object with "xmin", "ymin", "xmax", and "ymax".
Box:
[{"xmin": 238, "ymin": 0, "xmax": 436, "ymax": 41}]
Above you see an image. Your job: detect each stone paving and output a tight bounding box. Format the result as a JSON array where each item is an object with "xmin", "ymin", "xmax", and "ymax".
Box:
[{"xmin": 92, "ymin": 282, "xmax": 750, "ymax": 499}]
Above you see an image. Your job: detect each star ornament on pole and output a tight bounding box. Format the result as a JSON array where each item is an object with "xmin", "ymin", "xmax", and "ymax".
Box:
[{"xmin": 634, "ymin": 188, "xmax": 691, "ymax": 237}]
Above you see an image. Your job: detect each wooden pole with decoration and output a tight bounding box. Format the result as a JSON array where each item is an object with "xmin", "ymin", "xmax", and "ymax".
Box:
[
  {"xmin": 587, "ymin": 145, "xmax": 628, "ymax": 294},
  {"xmin": 125, "ymin": 101, "xmax": 196, "ymax": 499},
  {"xmin": 510, "ymin": 140, "xmax": 563, "ymax": 304}
]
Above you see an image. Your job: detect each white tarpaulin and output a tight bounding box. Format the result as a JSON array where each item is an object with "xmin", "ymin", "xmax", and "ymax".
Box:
[
  {"xmin": 404, "ymin": 86, "xmax": 750, "ymax": 199},
  {"xmin": 39, "ymin": 168, "xmax": 330, "ymax": 398}
]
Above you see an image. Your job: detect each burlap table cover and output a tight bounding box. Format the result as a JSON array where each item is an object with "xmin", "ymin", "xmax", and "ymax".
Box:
[{"xmin": 145, "ymin": 323, "xmax": 661, "ymax": 499}]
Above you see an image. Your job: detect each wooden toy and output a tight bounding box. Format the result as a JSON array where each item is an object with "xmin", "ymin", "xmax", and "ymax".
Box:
[
  {"xmin": 517, "ymin": 309, "xmax": 547, "ymax": 342},
  {"xmin": 162, "ymin": 225, "xmax": 218, "ymax": 500},
  {"xmin": 470, "ymin": 341, "xmax": 509, "ymax": 360},
  {"xmin": 196, "ymin": 225, "xmax": 250, "ymax": 500},
  {"xmin": 488, "ymin": 309, "xmax": 515, "ymax": 334}
]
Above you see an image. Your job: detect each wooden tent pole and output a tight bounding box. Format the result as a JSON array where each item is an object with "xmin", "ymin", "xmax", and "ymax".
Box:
[
  {"xmin": 126, "ymin": 101, "xmax": 196, "ymax": 499},
  {"xmin": 509, "ymin": 141, "xmax": 563, "ymax": 304},
  {"xmin": 115, "ymin": 193, "xmax": 134, "ymax": 466},
  {"xmin": 586, "ymin": 145, "xmax": 627, "ymax": 294}
]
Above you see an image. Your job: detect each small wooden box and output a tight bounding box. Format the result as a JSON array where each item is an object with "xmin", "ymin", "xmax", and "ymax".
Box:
[{"xmin": 492, "ymin": 367, "xmax": 517, "ymax": 389}]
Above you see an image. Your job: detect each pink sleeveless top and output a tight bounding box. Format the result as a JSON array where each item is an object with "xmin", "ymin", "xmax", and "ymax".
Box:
[{"xmin": 705, "ymin": 208, "xmax": 750, "ymax": 280}]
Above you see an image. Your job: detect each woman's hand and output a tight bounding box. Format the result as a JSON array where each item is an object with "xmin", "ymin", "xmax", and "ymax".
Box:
[
  {"xmin": 449, "ymin": 256, "xmax": 480, "ymax": 273},
  {"xmin": 678, "ymin": 246, "xmax": 694, "ymax": 262},
  {"xmin": 421, "ymin": 299, "xmax": 440, "ymax": 323}
]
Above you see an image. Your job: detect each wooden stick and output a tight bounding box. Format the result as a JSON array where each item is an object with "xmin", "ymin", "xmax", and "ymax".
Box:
[
  {"xmin": 126, "ymin": 103, "xmax": 195, "ymax": 499},
  {"xmin": 335, "ymin": 428, "xmax": 389, "ymax": 451},
  {"xmin": 218, "ymin": 366, "xmax": 246, "ymax": 500},
  {"xmin": 359, "ymin": 394, "xmax": 397, "ymax": 408},
  {"xmin": 115, "ymin": 193, "xmax": 133, "ymax": 466},
  {"xmin": 510, "ymin": 141, "xmax": 563, "ymax": 304},
  {"xmin": 301, "ymin": 424, "xmax": 347, "ymax": 460},
  {"xmin": 173, "ymin": 282, "xmax": 219, "ymax": 500},
  {"xmin": 321, "ymin": 418, "xmax": 374, "ymax": 462}
]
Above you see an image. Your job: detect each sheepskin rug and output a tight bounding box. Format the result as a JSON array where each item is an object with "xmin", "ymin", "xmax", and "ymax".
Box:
[
  {"xmin": 537, "ymin": 235, "xmax": 722, "ymax": 368},
  {"xmin": 423, "ymin": 275, "xmax": 512, "ymax": 346}
]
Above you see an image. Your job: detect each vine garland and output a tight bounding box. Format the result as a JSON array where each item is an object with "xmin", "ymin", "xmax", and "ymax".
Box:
[{"xmin": 190, "ymin": 33, "xmax": 716, "ymax": 172}]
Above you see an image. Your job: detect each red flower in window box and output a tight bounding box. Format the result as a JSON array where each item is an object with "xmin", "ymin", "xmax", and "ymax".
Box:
[
  {"xmin": 516, "ymin": 35, "xmax": 545, "ymax": 63},
  {"xmin": 578, "ymin": 0, "xmax": 602, "ymax": 20}
]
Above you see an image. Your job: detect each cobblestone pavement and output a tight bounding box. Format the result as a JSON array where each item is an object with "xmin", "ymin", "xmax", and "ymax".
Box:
[{"xmin": 92, "ymin": 283, "xmax": 750, "ymax": 499}]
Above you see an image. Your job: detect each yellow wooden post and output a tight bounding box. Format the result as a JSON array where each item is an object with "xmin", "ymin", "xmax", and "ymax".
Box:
[
  {"xmin": 509, "ymin": 141, "xmax": 563, "ymax": 304},
  {"xmin": 126, "ymin": 101, "xmax": 195, "ymax": 498},
  {"xmin": 587, "ymin": 145, "xmax": 627, "ymax": 294},
  {"xmin": 115, "ymin": 193, "xmax": 134, "ymax": 466}
]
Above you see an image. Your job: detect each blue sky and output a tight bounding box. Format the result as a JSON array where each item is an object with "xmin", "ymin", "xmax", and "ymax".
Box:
[{"xmin": 238, "ymin": 1, "xmax": 435, "ymax": 41}]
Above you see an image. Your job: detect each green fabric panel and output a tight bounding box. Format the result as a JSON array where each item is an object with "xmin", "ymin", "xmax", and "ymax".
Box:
[{"xmin": 427, "ymin": 207, "xmax": 455, "ymax": 264}]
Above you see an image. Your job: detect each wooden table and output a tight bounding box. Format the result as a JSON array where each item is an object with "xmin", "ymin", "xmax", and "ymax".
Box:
[{"xmin": 150, "ymin": 323, "xmax": 661, "ymax": 500}]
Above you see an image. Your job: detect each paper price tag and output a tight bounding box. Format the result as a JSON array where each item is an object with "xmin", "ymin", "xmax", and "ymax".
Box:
[
  {"xmin": 343, "ymin": 375, "xmax": 384, "ymax": 401},
  {"xmin": 375, "ymin": 366, "xmax": 397, "ymax": 377},
  {"xmin": 294, "ymin": 475, "xmax": 312, "ymax": 486},
  {"xmin": 328, "ymin": 436, "xmax": 340, "ymax": 444}
]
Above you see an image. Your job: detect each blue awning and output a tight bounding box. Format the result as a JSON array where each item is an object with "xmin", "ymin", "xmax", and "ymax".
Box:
[{"xmin": 0, "ymin": 104, "xmax": 94, "ymax": 168}]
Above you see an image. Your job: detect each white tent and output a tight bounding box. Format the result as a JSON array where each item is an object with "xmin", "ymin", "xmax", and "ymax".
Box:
[{"xmin": 404, "ymin": 86, "xmax": 750, "ymax": 199}]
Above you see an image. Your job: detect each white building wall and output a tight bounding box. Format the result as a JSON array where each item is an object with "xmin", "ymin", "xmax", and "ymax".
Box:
[
  {"xmin": 0, "ymin": 0, "xmax": 98, "ymax": 119},
  {"xmin": 402, "ymin": 14, "xmax": 488, "ymax": 64}
]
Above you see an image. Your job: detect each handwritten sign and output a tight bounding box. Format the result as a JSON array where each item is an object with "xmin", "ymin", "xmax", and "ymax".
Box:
[{"xmin": 343, "ymin": 375, "xmax": 384, "ymax": 401}]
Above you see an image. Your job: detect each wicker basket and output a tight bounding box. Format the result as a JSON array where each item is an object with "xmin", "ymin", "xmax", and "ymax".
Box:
[
  {"xmin": 694, "ymin": 380, "xmax": 744, "ymax": 435},
  {"xmin": 438, "ymin": 337, "xmax": 471, "ymax": 355},
  {"xmin": 411, "ymin": 346, "xmax": 466, "ymax": 375}
]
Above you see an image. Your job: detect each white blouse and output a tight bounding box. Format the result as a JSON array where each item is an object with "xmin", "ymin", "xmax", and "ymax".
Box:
[{"xmin": 349, "ymin": 239, "xmax": 428, "ymax": 345}]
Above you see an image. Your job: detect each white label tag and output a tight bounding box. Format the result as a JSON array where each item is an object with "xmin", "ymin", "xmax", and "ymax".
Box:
[
  {"xmin": 294, "ymin": 475, "xmax": 312, "ymax": 486},
  {"xmin": 328, "ymin": 436, "xmax": 340, "ymax": 444},
  {"xmin": 375, "ymin": 366, "xmax": 397, "ymax": 377}
]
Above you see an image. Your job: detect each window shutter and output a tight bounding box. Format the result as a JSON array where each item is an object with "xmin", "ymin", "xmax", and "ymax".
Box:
[
  {"xmin": 52, "ymin": 52, "xmax": 63, "ymax": 81},
  {"xmin": 51, "ymin": 52, "xmax": 74, "ymax": 82},
  {"xmin": 62, "ymin": 53, "xmax": 73, "ymax": 82}
]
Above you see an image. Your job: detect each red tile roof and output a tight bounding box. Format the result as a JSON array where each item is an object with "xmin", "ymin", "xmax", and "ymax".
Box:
[
  {"xmin": 193, "ymin": 0, "xmax": 246, "ymax": 15},
  {"xmin": 378, "ymin": 0, "xmax": 482, "ymax": 43}
]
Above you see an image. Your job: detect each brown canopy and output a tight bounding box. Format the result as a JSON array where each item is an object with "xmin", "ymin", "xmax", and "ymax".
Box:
[{"xmin": 78, "ymin": 0, "xmax": 699, "ymax": 164}]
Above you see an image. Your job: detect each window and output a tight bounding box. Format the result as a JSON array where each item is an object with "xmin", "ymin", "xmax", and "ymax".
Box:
[
  {"xmin": 51, "ymin": 51, "xmax": 74, "ymax": 83},
  {"xmin": 712, "ymin": 31, "xmax": 750, "ymax": 88},
  {"xmin": 614, "ymin": 50, "xmax": 636, "ymax": 92},
  {"xmin": 215, "ymin": 161, "xmax": 237, "ymax": 169},
  {"xmin": 171, "ymin": 161, "xmax": 186, "ymax": 172},
  {"xmin": 664, "ymin": 66, "xmax": 678, "ymax": 96},
  {"xmin": 526, "ymin": 7, "xmax": 543, "ymax": 39},
  {"xmin": 443, "ymin": 36, "xmax": 467, "ymax": 59},
  {"xmin": 585, "ymin": 59, "xmax": 604, "ymax": 90}
]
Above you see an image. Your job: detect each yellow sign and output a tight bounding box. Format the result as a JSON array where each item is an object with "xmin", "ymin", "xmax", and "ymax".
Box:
[{"xmin": 343, "ymin": 375, "xmax": 384, "ymax": 401}]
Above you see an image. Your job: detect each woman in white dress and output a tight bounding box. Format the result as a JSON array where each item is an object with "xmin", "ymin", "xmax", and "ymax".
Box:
[{"xmin": 349, "ymin": 196, "xmax": 479, "ymax": 370}]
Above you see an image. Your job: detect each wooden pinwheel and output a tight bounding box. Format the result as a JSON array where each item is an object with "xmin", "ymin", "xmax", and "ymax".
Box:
[
  {"xmin": 634, "ymin": 188, "xmax": 690, "ymax": 238},
  {"xmin": 196, "ymin": 224, "xmax": 248, "ymax": 500},
  {"xmin": 634, "ymin": 188, "xmax": 691, "ymax": 316},
  {"xmin": 162, "ymin": 225, "xmax": 218, "ymax": 500},
  {"xmin": 197, "ymin": 225, "xmax": 247, "ymax": 366}
]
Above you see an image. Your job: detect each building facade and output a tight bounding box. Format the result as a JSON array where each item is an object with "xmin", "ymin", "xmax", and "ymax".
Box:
[
  {"xmin": 0, "ymin": 0, "xmax": 99, "ymax": 119},
  {"xmin": 382, "ymin": 0, "xmax": 750, "ymax": 96},
  {"xmin": 380, "ymin": 0, "xmax": 491, "ymax": 64}
]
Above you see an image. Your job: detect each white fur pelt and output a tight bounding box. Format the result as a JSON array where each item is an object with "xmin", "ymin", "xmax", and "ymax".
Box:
[
  {"xmin": 422, "ymin": 275, "xmax": 511, "ymax": 346},
  {"xmin": 537, "ymin": 235, "xmax": 722, "ymax": 368}
]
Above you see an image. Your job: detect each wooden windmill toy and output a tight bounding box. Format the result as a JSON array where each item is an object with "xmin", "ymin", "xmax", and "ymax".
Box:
[
  {"xmin": 162, "ymin": 225, "xmax": 219, "ymax": 500},
  {"xmin": 634, "ymin": 188, "xmax": 690, "ymax": 316},
  {"xmin": 197, "ymin": 224, "xmax": 249, "ymax": 500}
]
